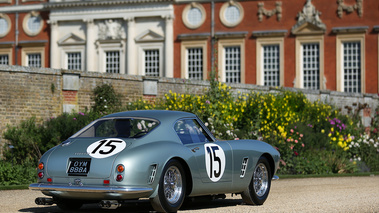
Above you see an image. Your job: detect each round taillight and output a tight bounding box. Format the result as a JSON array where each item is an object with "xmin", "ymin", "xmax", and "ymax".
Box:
[
  {"xmin": 116, "ymin": 174, "xmax": 123, "ymax": 182},
  {"xmin": 38, "ymin": 172, "xmax": 44, "ymax": 179},
  {"xmin": 116, "ymin": 164, "xmax": 124, "ymax": 173},
  {"xmin": 38, "ymin": 163, "xmax": 44, "ymax": 170},
  {"xmin": 47, "ymin": 178, "xmax": 52, "ymax": 183}
]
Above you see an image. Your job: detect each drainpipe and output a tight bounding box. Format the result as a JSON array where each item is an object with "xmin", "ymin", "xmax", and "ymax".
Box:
[
  {"xmin": 15, "ymin": 0, "xmax": 19, "ymax": 65},
  {"xmin": 211, "ymin": 0, "xmax": 215, "ymax": 75}
]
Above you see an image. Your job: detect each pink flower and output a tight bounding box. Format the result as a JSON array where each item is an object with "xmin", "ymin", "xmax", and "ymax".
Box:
[
  {"xmin": 287, "ymin": 139, "xmax": 290, "ymax": 142},
  {"xmin": 73, "ymin": 118, "xmax": 77, "ymax": 120},
  {"xmin": 290, "ymin": 129, "xmax": 294, "ymax": 133},
  {"xmin": 290, "ymin": 145, "xmax": 294, "ymax": 150},
  {"xmin": 302, "ymin": 143, "xmax": 305, "ymax": 147},
  {"xmin": 300, "ymin": 134, "xmax": 303, "ymax": 137},
  {"xmin": 295, "ymin": 140, "xmax": 298, "ymax": 143}
]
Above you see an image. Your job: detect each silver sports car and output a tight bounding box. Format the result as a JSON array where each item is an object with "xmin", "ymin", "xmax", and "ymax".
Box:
[{"xmin": 29, "ymin": 110, "xmax": 280, "ymax": 212}]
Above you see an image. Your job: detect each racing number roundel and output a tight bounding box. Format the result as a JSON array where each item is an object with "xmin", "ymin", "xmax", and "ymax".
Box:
[
  {"xmin": 87, "ymin": 138, "xmax": 126, "ymax": 159},
  {"xmin": 204, "ymin": 144, "xmax": 225, "ymax": 182}
]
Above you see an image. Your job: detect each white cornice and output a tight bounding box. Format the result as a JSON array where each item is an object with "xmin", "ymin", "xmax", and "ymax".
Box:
[
  {"xmin": 0, "ymin": 4, "xmax": 44, "ymax": 13},
  {"xmin": 49, "ymin": 4, "xmax": 174, "ymax": 21}
]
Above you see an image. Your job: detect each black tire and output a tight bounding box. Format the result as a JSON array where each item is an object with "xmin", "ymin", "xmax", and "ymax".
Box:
[
  {"xmin": 241, "ymin": 156, "xmax": 272, "ymax": 205},
  {"xmin": 56, "ymin": 198, "xmax": 83, "ymax": 211},
  {"xmin": 150, "ymin": 159, "xmax": 186, "ymax": 212}
]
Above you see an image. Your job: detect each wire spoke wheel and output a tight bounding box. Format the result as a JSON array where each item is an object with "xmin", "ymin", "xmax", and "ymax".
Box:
[
  {"xmin": 253, "ymin": 163, "xmax": 269, "ymax": 197},
  {"xmin": 241, "ymin": 156, "xmax": 272, "ymax": 205},
  {"xmin": 163, "ymin": 165, "xmax": 183, "ymax": 204}
]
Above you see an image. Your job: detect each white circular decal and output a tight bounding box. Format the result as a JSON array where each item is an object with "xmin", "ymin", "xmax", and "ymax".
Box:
[
  {"xmin": 87, "ymin": 138, "xmax": 126, "ymax": 159},
  {"xmin": 204, "ymin": 144, "xmax": 225, "ymax": 182}
]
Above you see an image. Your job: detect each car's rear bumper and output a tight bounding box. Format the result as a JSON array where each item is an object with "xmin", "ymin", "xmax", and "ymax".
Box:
[{"xmin": 29, "ymin": 183, "xmax": 153, "ymax": 199}]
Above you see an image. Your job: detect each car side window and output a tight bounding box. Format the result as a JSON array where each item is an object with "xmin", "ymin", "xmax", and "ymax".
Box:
[{"xmin": 174, "ymin": 119, "xmax": 212, "ymax": 144}]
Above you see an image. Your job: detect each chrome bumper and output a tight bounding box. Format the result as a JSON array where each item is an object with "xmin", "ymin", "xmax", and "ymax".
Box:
[{"xmin": 29, "ymin": 183, "xmax": 153, "ymax": 194}]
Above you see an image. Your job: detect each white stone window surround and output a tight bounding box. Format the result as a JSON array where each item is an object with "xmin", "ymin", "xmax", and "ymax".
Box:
[
  {"xmin": 295, "ymin": 35, "xmax": 325, "ymax": 90},
  {"xmin": 97, "ymin": 40, "xmax": 126, "ymax": 74},
  {"xmin": 180, "ymin": 40, "xmax": 207, "ymax": 80},
  {"xmin": 137, "ymin": 42, "xmax": 163, "ymax": 77},
  {"xmin": 23, "ymin": 11, "xmax": 43, "ymax": 37},
  {"xmin": 61, "ymin": 46, "xmax": 85, "ymax": 71},
  {"xmin": 0, "ymin": 13, "xmax": 11, "ymax": 38},
  {"xmin": 21, "ymin": 46, "xmax": 45, "ymax": 67},
  {"xmin": 336, "ymin": 33, "xmax": 365, "ymax": 93},
  {"xmin": 256, "ymin": 37, "xmax": 284, "ymax": 87},
  {"xmin": 219, "ymin": 1, "xmax": 244, "ymax": 28},
  {"xmin": 0, "ymin": 47, "xmax": 12, "ymax": 65},
  {"xmin": 182, "ymin": 2, "xmax": 206, "ymax": 29},
  {"xmin": 218, "ymin": 38, "xmax": 245, "ymax": 83}
]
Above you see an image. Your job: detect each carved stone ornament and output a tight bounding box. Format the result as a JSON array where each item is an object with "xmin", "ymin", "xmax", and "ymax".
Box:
[
  {"xmin": 258, "ymin": 2, "xmax": 282, "ymax": 22},
  {"xmin": 97, "ymin": 19, "xmax": 125, "ymax": 40},
  {"xmin": 337, "ymin": 0, "xmax": 363, "ymax": 18},
  {"xmin": 292, "ymin": 0, "xmax": 326, "ymax": 32}
]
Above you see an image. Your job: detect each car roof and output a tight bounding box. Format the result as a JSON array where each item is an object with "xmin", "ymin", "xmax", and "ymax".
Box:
[{"xmin": 103, "ymin": 110, "xmax": 197, "ymax": 122}]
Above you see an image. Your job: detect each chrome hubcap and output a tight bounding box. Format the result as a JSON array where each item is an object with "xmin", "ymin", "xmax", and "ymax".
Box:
[
  {"xmin": 253, "ymin": 163, "xmax": 268, "ymax": 197},
  {"xmin": 163, "ymin": 166, "xmax": 182, "ymax": 204}
]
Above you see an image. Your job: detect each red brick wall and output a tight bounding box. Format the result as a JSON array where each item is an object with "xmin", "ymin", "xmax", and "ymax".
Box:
[{"xmin": 174, "ymin": 0, "xmax": 379, "ymax": 93}]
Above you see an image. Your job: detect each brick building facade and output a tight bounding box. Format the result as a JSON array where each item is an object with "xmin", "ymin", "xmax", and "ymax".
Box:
[{"xmin": 1, "ymin": 0, "xmax": 378, "ymax": 95}]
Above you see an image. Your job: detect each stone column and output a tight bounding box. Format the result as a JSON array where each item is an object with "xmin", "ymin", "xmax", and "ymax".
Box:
[
  {"xmin": 49, "ymin": 20, "xmax": 59, "ymax": 69},
  {"xmin": 164, "ymin": 15, "xmax": 174, "ymax": 78},
  {"xmin": 126, "ymin": 17, "xmax": 136, "ymax": 75},
  {"xmin": 85, "ymin": 19, "xmax": 95, "ymax": 71}
]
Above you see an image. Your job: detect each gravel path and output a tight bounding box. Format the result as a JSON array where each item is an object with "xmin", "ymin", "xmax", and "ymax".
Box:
[{"xmin": 0, "ymin": 176, "xmax": 378, "ymax": 212}]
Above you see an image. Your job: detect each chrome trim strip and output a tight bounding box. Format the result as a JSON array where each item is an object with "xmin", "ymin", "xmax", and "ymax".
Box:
[{"xmin": 29, "ymin": 183, "xmax": 153, "ymax": 194}]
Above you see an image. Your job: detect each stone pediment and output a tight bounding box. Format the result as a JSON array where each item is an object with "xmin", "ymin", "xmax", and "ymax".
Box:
[
  {"xmin": 58, "ymin": 33, "xmax": 85, "ymax": 46},
  {"xmin": 292, "ymin": 0, "xmax": 326, "ymax": 35},
  {"xmin": 292, "ymin": 22, "xmax": 325, "ymax": 35},
  {"xmin": 135, "ymin": 30, "xmax": 164, "ymax": 42}
]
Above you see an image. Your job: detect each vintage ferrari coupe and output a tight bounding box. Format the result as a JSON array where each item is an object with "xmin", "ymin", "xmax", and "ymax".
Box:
[{"xmin": 29, "ymin": 110, "xmax": 280, "ymax": 212}]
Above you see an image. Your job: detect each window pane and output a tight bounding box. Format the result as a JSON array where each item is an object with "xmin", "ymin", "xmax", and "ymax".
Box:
[
  {"xmin": 224, "ymin": 5, "xmax": 240, "ymax": 24},
  {"xmin": 263, "ymin": 45, "xmax": 280, "ymax": 87},
  {"xmin": 145, "ymin": 49, "xmax": 159, "ymax": 77},
  {"xmin": 302, "ymin": 43, "xmax": 320, "ymax": 90},
  {"xmin": 174, "ymin": 119, "xmax": 212, "ymax": 144},
  {"xmin": 224, "ymin": 46, "xmax": 240, "ymax": 83},
  {"xmin": 187, "ymin": 7, "xmax": 202, "ymax": 26},
  {"xmin": 0, "ymin": 18, "xmax": 8, "ymax": 35},
  {"xmin": 0, "ymin": 54, "xmax": 9, "ymax": 65},
  {"xmin": 28, "ymin": 53, "xmax": 41, "ymax": 67},
  {"xmin": 27, "ymin": 16, "xmax": 41, "ymax": 34},
  {"xmin": 106, "ymin": 51, "xmax": 120, "ymax": 74},
  {"xmin": 67, "ymin": 52, "xmax": 82, "ymax": 70},
  {"xmin": 343, "ymin": 42, "xmax": 361, "ymax": 93},
  {"xmin": 187, "ymin": 47, "xmax": 203, "ymax": 80}
]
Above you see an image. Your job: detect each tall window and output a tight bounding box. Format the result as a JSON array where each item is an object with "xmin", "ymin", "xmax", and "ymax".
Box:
[
  {"xmin": 67, "ymin": 52, "xmax": 82, "ymax": 70},
  {"xmin": 187, "ymin": 47, "xmax": 203, "ymax": 80},
  {"xmin": 106, "ymin": 51, "xmax": 120, "ymax": 74},
  {"xmin": 0, "ymin": 54, "xmax": 9, "ymax": 65},
  {"xmin": 145, "ymin": 49, "xmax": 159, "ymax": 77},
  {"xmin": 27, "ymin": 53, "xmax": 41, "ymax": 67},
  {"xmin": 343, "ymin": 42, "xmax": 361, "ymax": 93},
  {"xmin": 224, "ymin": 46, "xmax": 241, "ymax": 83},
  {"xmin": 263, "ymin": 45, "xmax": 280, "ymax": 86},
  {"xmin": 302, "ymin": 43, "xmax": 320, "ymax": 90}
]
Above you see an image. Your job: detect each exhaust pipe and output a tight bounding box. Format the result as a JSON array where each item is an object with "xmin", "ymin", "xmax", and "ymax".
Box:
[
  {"xmin": 99, "ymin": 200, "xmax": 120, "ymax": 209},
  {"xmin": 35, "ymin": 197, "xmax": 54, "ymax": 205}
]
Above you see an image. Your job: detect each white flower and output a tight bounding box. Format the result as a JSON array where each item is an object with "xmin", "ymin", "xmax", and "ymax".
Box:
[
  {"xmin": 205, "ymin": 122, "xmax": 209, "ymax": 127},
  {"xmin": 104, "ymin": 105, "xmax": 108, "ymax": 108}
]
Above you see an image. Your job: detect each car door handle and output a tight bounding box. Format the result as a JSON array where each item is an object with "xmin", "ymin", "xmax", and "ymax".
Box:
[{"xmin": 191, "ymin": 147, "xmax": 200, "ymax": 153}]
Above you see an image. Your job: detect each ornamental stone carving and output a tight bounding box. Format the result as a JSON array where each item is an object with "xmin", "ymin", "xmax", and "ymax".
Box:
[
  {"xmin": 97, "ymin": 19, "xmax": 125, "ymax": 40},
  {"xmin": 292, "ymin": 0, "xmax": 326, "ymax": 33},
  {"xmin": 337, "ymin": 0, "xmax": 363, "ymax": 18},
  {"xmin": 258, "ymin": 2, "xmax": 282, "ymax": 22}
]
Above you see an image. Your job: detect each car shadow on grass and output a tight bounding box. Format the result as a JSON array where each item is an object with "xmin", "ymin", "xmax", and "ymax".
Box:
[{"xmin": 19, "ymin": 198, "xmax": 244, "ymax": 212}]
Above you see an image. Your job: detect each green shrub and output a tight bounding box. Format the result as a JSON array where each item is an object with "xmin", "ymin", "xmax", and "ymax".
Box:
[
  {"xmin": 0, "ymin": 161, "xmax": 36, "ymax": 186},
  {"xmin": 92, "ymin": 84, "xmax": 121, "ymax": 113}
]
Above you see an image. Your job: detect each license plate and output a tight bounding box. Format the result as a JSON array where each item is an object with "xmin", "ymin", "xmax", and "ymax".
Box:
[{"xmin": 67, "ymin": 158, "xmax": 91, "ymax": 176}]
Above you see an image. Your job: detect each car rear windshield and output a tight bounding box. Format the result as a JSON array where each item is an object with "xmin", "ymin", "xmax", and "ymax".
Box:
[{"xmin": 74, "ymin": 118, "xmax": 159, "ymax": 138}]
